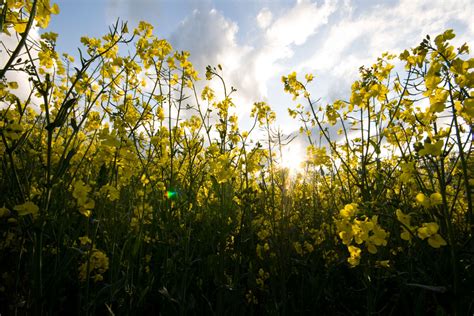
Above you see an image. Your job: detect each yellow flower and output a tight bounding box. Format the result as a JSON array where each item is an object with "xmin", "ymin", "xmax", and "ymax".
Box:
[
  {"xmin": 417, "ymin": 222, "xmax": 439, "ymax": 239},
  {"xmin": 430, "ymin": 192, "xmax": 443, "ymax": 205},
  {"xmin": 201, "ymin": 86, "xmax": 215, "ymax": 101},
  {"xmin": 80, "ymin": 209, "xmax": 92, "ymax": 218},
  {"xmin": 396, "ymin": 209, "xmax": 413, "ymax": 241},
  {"xmin": 8, "ymin": 81, "xmax": 18, "ymax": 89},
  {"xmin": 427, "ymin": 234, "xmax": 447, "ymax": 248},
  {"xmin": 134, "ymin": 21, "xmax": 154, "ymax": 37},
  {"xmin": 73, "ymin": 180, "xmax": 91, "ymax": 205},
  {"xmin": 418, "ymin": 140, "xmax": 443, "ymax": 156},
  {"xmin": 38, "ymin": 49, "xmax": 55, "ymax": 69},
  {"xmin": 140, "ymin": 174, "xmax": 150, "ymax": 186},
  {"xmin": 14, "ymin": 201, "xmax": 39, "ymax": 216},
  {"xmin": 305, "ymin": 73, "xmax": 314, "ymax": 82},
  {"xmin": 353, "ymin": 219, "xmax": 373, "ymax": 244},
  {"xmin": 400, "ymin": 228, "xmax": 412, "ymax": 241},
  {"xmin": 337, "ymin": 219, "xmax": 353, "ymax": 245},
  {"xmin": 370, "ymin": 224, "xmax": 388, "ymax": 247},
  {"xmin": 416, "ymin": 193, "xmax": 428, "ymax": 206},
  {"xmin": 306, "ymin": 145, "xmax": 331, "ymax": 166},
  {"xmin": 0, "ymin": 206, "xmax": 11, "ymax": 218},
  {"xmin": 73, "ymin": 180, "xmax": 95, "ymax": 217},
  {"xmin": 347, "ymin": 246, "xmax": 361, "ymax": 267},
  {"xmin": 99, "ymin": 185, "xmax": 119, "ymax": 201},
  {"xmin": 293, "ymin": 241, "xmax": 303, "ymax": 256},
  {"xmin": 79, "ymin": 236, "xmax": 92, "ymax": 246},
  {"xmin": 13, "ymin": 20, "xmax": 27, "ymax": 33},
  {"xmin": 79, "ymin": 249, "xmax": 109, "ymax": 282},
  {"xmin": 340, "ymin": 203, "xmax": 358, "ymax": 218},
  {"xmin": 366, "ymin": 242, "xmax": 377, "ymax": 254},
  {"xmin": 304, "ymin": 241, "xmax": 314, "ymax": 253},
  {"xmin": 50, "ymin": 3, "xmax": 60, "ymax": 15},
  {"xmin": 263, "ymin": 242, "xmax": 270, "ymax": 252},
  {"xmin": 246, "ymin": 290, "xmax": 258, "ymax": 305},
  {"xmin": 415, "ymin": 222, "xmax": 446, "ymax": 248},
  {"xmin": 375, "ymin": 260, "xmax": 390, "ymax": 268},
  {"xmin": 396, "ymin": 209, "xmax": 411, "ymax": 227}
]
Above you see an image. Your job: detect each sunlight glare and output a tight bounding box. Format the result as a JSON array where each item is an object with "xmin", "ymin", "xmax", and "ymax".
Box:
[{"xmin": 279, "ymin": 141, "xmax": 305, "ymax": 176}]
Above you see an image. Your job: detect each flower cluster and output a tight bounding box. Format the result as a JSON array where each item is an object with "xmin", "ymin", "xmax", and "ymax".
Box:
[{"xmin": 336, "ymin": 203, "xmax": 389, "ymax": 266}]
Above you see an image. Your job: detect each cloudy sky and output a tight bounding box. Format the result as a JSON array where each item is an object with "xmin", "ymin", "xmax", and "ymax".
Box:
[{"xmin": 45, "ymin": 0, "xmax": 473, "ymax": 169}]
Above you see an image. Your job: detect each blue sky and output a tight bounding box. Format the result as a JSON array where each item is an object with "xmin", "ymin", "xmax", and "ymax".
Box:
[{"xmin": 44, "ymin": 0, "xmax": 474, "ymax": 169}]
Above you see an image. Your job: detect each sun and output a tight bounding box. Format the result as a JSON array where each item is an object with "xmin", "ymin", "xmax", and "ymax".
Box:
[{"xmin": 278, "ymin": 142, "xmax": 305, "ymax": 176}]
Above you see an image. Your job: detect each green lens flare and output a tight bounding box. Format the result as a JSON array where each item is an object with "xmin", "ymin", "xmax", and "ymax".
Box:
[{"xmin": 165, "ymin": 190, "xmax": 177, "ymax": 199}]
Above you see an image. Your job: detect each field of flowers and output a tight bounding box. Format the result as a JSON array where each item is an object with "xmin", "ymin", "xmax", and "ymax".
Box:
[{"xmin": 0, "ymin": 1, "xmax": 473, "ymax": 315}]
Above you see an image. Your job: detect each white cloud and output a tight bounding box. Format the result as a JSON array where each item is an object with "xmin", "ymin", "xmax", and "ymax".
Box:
[
  {"xmin": 245, "ymin": 1, "xmax": 337, "ymax": 100},
  {"xmin": 167, "ymin": 0, "xmax": 473, "ymax": 139},
  {"xmin": 0, "ymin": 28, "xmax": 42, "ymax": 104},
  {"xmin": 169, "ymin": 1, "xmax": 339, "ymax": 136},
  {"xmin": 298, "ymin": 0, "xmax": 474, "ymax": 104},
  {"xmin": 169, "ymin": 8, "xmax": 259, "ymax": 126},
  {"xmin": 171, "ymin": 9, "xmax": 251, "ymax": 73},
  {"xmin": 256, "ymin": 8, "xmax": 273, "ymax": 29},
  {"xmin": 266, "ymin": 0, "xmax": 336, "ymax": 47}
]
